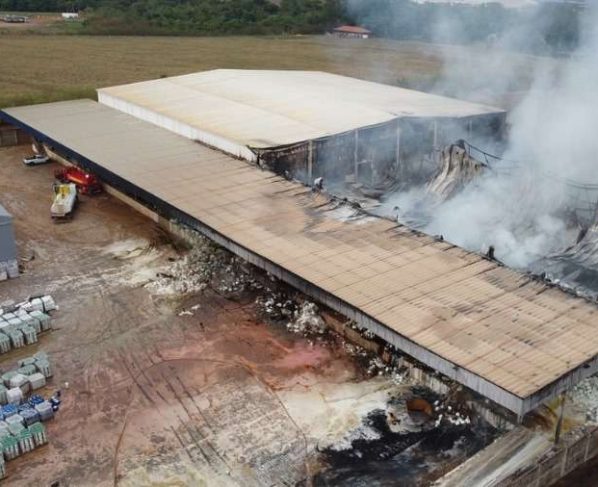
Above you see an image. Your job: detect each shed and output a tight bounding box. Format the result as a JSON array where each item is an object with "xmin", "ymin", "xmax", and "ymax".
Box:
[
  {"xmin": 333, "ymin": 25, "xmax": 372, "ymax": 39},
  {"xmin": 0, "ymin": 204, "xmax": 18, "ymax": 279}
]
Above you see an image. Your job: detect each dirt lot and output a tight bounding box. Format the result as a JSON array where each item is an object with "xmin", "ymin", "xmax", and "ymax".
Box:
[
  {"xmin": 0, "ymin": 13, "xmax": 62, "ymax": 31},
  {"xmin": 0, "ymin": 145, "xmax": 378, "ymax": 485},
  {"xmin": 0, "ymin": 145, "xmax": 501, "ymax": 485}
]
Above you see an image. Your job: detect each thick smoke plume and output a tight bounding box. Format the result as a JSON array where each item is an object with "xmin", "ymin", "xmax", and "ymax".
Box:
[{"xmin": 351, "ymin": 1, "xmax": 597, "ymax": 269}]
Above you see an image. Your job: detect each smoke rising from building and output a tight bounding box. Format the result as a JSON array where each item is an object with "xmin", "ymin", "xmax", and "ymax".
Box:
[{"xmin": 349, "ymin": 1, "xmax": 598, "ymax": 269}]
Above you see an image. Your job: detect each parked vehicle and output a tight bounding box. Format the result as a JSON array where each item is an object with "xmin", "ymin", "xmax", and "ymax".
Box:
[
  {"xmin": 50, "ymin": 183, "xmax": 77, "ymax": 221},
  {"xmin": 54, "ymin": 167, "xmax": 102, "ymax": 195},
  {"xmin": 23, "ymin": 154, "xmax": 50, "ymax": 166}
]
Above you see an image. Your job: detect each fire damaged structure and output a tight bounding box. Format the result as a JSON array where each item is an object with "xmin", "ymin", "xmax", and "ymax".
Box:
[
  {"xmin": 97, "ymin": 70, "xmax": 505, "ymax": 190},
  {"xmin": 6, "ymin": 93, "xmax": 598, "ymax": 422}
]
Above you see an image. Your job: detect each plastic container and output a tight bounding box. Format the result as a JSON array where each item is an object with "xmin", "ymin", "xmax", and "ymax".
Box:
[
  {"xmin": 9, "ymin": 374, "xmax": 30, "ymax": 395},
  {"xmin": 17, "ymin": 402, "xmax": 33, "ymax": 414},
  {"xmin": 5, "ymin": 414, "xmax": 23, "ymax": 427},
  {"xmin": 21, "ymin": 326, "xmax": 37, "ymax": 345},
  {"xmin": 7, "ymin": 421, "xmax": 23, "ymax": 436},
  {"xmin": 29, "ymin": 422, "xmax": 47, "ymax": 447},
  {"xmin": 35, "ymin": 360, "xmax": 52, "ymax": 379},
  {"xmin": 0, "ymin": 323, "xmax": 10, "ymax": 336},
  {"xmin": 7, "ymin": 330, "xmax": 24, "ymax": 349},
  {"xmin": 20, "ymin": 409, "xmax": 40, "ymax": 427},
  {"xmin": 1, "ymin": 405, "xmax": 16, "ymax": 418},
  {"xmin": 20, "ymin": 313, "xmax": 41, "ymax": 334},
  {"xmin": 1, "ymin": 372, "xmax": 16, "ymax": 388},
  {"xmin": 6, "ymin": 387, "xmax": 23, "ymax": 405},
  {"xmin": 17, "ymin": 365, "xmax": 36, "ymax": 377},
  {"xmin": 41, "ymin": 296, "xmax": 56, "ymax": 312},
  {"xmin": 34, "ymin": 401, "xmax": 53, "ymax": 421},
  {"xmin": 18, "ymin": 428, "xmax": 34, "ymax": 453},
  {"xmin": 28, "ymin": 373, "xmax": 46, "ymax": 391},
  {"xmin": 15, "ymin": 312, "xmax": 34, "ymax": 328},
  {"xmin": 2, "ymin": 435, "xmax": 19, "ymax": 460},
  {"xmin": 29, "ymin": 311, "xmax": 51, "ymax": 332},
  {"xmin": 27, "ymin": 395, "xmax": 44, "ymax": 407},
  {"xmin": 33, "ymin": 351, "xmax": 48, "ymax": 362},
  {"xmin": 17, "ymin": 357, "xmax": 35, "ymax": 367},
  {"xmin": 0, "ymin": 334, "xmax": 10, "ymax": 354},
  {"xmin": 7, "ymin": 317, "xmax": 23, "ymax": 328},
  {"xmin": 24, "ymin": 298, "xmax": 44, "ymax": 312}
]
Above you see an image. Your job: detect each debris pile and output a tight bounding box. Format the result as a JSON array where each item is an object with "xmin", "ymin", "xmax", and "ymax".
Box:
[
  {"xmin": 432, "ymin": 399, "xmax": 472, "ymax": 428},
  {"xmin": 145, "ymin": 235, "xmax": 261, "ymax": 296},
  {"xmin": 255, "ymin": 290, "xmax": 298, "ymax": 322},
  {"xmin": 426, "ymin": 142, "xmax": 486, "ymax": 203},
  {"xmin": 287, "ymin": 302, "xmax": 326, "ymax": 335},
  {"xmin": 570, "ymin": 375, "xmax": 598, "ymax": 422}
]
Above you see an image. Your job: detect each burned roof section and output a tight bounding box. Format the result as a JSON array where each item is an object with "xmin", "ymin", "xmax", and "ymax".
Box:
[{"xmin": 4, "ymin": 99, "xmax": 598, "ymax": 417}]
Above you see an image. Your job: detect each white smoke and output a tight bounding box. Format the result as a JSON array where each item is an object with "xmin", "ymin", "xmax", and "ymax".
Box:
[
  {"xmin": 368, "ymin": 1, "xmax": 597, "ymax": 269},
  {"xmin": 426, "ymin": 3, "xmax": 597, "ymax": 268}
]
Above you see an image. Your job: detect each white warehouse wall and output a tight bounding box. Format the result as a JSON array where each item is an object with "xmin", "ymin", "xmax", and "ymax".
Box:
[{"xmin": 97, "ymin": 92, "xmax": 258, "ymax": 162}]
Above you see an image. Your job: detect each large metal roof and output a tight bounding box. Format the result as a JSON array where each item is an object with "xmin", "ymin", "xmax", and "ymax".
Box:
[
  {"xmin": 98, "ymin": 70, "xmax": 504, "ymax": 154},
  {"xmin": 3, "ymin": 99, "xmax": 597, "ymax": 417}
]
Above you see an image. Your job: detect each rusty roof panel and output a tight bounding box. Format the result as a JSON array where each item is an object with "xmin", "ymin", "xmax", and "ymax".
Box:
[{"xmin": 6, "ymin": 99, "xmax": 598, "ymax": 409}]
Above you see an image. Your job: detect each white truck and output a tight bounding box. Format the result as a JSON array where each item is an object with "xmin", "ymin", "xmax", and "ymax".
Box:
[{"xmin": 51, "ymin": 183, "xmax": 77, "ymax": 221}]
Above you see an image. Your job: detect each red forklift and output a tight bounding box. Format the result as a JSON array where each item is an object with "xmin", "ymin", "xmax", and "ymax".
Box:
[{"xmin": 54, "ymin": 167, "xmax": 103, "ymax": 195}]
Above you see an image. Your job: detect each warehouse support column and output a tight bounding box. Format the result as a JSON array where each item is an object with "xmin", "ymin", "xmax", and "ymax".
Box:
[
  {"xmin": 354, "ymin": 130, "xmax": 359, "ymax": 181},
  {"xmin": 395, "ymin": 122, "xmax": 401, "ymax": 182},
  {"xmin": 307, "ymin": 141, "xmax": 313, "ymax": 181}
]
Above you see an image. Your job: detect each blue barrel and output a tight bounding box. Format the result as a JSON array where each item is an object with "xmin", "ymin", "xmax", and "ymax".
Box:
[
  {"xmin": 28, "ymin": 395, "xmax": 44, "ymax": 407},
  {"xmin": 20, "ymin": 409, "xmax": 40, "ymax": 427},
  {"xmin": 1, "ymin": 404, "xmax": 16, "ymax": 418},
  {"xmin": 17, "ymin": 403, "xmax": 32, "ymax": 413}
]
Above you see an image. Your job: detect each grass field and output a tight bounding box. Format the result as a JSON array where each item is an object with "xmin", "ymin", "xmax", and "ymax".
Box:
[{"xmin": 0, "ymin": 34, "xmax": 550, "ymax": 109}]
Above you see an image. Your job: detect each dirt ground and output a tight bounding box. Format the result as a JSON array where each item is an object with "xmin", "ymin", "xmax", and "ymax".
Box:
[
  {"xmin": 0, "ymin": 145, "xmax": 388, "ymax": 485},
  {"xmin": 0, "ymin": 145, "xmax": 504, "ymax": 486},
  {"xmin": 0, "ymin": 13, "xmax": 62, "ymax": 31}
]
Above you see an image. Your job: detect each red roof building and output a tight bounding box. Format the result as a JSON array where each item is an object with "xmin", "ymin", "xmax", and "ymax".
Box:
[{"xmin": 333, "ymin": 25, "xmax": 372, "ymax": 39}]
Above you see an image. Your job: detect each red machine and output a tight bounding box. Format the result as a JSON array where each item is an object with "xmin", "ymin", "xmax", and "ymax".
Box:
[{"xmin": 54, "ymin": 167, "xmax": 102, "ymax": 195}]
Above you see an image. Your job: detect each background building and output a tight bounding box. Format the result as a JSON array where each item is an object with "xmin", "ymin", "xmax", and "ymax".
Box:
[{"xmin": 332, "ymin": 25, "xmax": 372, "ymax": 39}]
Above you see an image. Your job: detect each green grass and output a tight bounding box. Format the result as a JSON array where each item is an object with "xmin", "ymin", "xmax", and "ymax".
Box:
[{"xmin": 0, "ymin": 34, "xmax": 555, "ymax": 109}]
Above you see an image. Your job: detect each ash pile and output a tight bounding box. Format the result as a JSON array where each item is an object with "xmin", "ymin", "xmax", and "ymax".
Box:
[{"xmin": 145, "ymin": 233, "xmax": 263, "ymax": 296}]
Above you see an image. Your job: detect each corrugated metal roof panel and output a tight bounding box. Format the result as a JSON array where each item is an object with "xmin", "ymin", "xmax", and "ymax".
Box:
[
  {"xmin": 6, "ymin": 99, "xmax": 598, "ymax": 408},
  {"xmin": 98, "ymin": 69, "xmax": 505, "ymax": 149}
]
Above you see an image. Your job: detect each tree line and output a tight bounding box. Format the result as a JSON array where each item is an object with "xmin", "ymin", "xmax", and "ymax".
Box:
[{"xmin": 0, "ymin": 0, "xmax": 584, "ymax": 51}]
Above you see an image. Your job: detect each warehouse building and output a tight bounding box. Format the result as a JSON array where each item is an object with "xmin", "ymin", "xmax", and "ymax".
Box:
[
  {"xmin": 98, "ymin": 70, "xmax": 505, "ymax": 188},
  {"xmin": 4, "ymin": 98, "xmax": 598, "ymax": 420},
  {"xmin": 0, "ymin": 204, "xmax": 18, "ymax": 280}
]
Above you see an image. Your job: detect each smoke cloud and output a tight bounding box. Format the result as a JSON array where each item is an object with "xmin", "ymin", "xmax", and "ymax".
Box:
[{"xmin": 349, "ymin": 1, "xmax": 597, "ymax": 270}]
